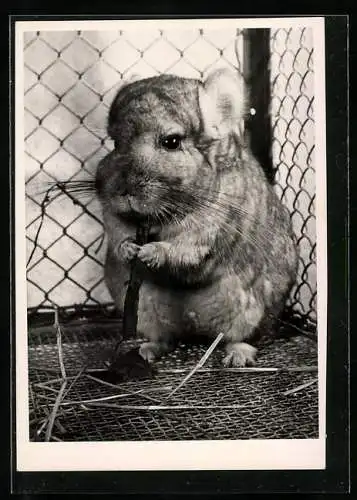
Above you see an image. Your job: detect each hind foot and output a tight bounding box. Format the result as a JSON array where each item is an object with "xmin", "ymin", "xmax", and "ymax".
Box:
[
  {"xmin": 139, "ymin": 341, "xmax": 172, "ymax": 363},
  {"xmin": 223, "ymin": 342, "xmax": 257, "ymax": 367}
]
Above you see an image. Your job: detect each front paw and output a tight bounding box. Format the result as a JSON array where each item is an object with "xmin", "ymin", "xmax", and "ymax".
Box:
[
  {"xmin": 116, "ymin": 239, "xmax": 140, "ymax": 263},
  {"xmin": 138, "ymin": 243, "xmax": 165, "ymax": 269}
]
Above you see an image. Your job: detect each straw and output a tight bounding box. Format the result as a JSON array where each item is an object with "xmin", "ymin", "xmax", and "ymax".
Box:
[
  {"xmin": 165, "ymin": 332, "xmax": 224, "ymax": 400},
  {"xmin": 282, "ymin": 378, "xmax": 318, "ymax": 396},
  {"xmin": 83, "ymin": 402, "xmax": 248, "ymax": 411},
  {"xmin": 54, "ymin": 307, "xmax": 66, "ymax": 380},
  {"xmin": 44, "ymin": 380, "xmax": 68, "ymax": 442}
]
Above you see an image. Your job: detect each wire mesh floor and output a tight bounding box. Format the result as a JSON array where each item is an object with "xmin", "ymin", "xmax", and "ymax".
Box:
[{"xmin": 28, "ymin": 318, "xmax": 318, "ymax": 441}]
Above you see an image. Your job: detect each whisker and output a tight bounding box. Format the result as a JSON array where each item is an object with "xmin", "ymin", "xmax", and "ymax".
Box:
[
  {"xmin": 172, "ymin": 186, "xmax": 286, "ymax": 247},
  {"xmin": 34, "ymin": 166, "xmax": 294, "ymax": 280},
  {"xmin": 154, "ymin": 194, "xmax": 251, "ymax": 280},
  {"xmin": 151, "ymin": 184, "xmax": 290, "ymax": 275}
]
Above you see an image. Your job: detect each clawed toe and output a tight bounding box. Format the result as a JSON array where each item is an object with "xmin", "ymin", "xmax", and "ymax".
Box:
[
  {"xmin": 139, "ymin": 342, "xmax": 169, "ymax": 363},
  {"xmin": 223, "ymin": 342, "xmax": 257, "ymax": 367}
]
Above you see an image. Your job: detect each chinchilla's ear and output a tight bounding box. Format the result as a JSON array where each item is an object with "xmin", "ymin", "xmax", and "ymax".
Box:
[{"xmin": 198, "ymin": 68, "xmax": 246, "ymax": 139}]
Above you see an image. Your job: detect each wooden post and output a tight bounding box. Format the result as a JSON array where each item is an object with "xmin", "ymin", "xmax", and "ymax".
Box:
[{"xmin": 243, "ymin": 29, "xmax": 275, "ymax": 184}]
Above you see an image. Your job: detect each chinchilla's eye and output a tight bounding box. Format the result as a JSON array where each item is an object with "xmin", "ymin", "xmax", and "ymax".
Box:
[{"xmin": 160, "ymin": 134, "xmax": 182, "ymax": 151}]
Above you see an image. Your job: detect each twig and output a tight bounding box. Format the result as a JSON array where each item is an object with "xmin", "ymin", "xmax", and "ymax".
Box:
[
  {"xmin": 43, "ymin": 406, "xmax": 68, "ymax": 434},
  {"xmin": 59, "ymin": 389, "xmax": 164, "ymax": 407},
  {"xmin": 54, "ymin": 307, "xmax": 66, "ymax": 380},
  {"xmin": 61, "ymin": 365, "xmax": 88, "ymax": 401},
  {"xmin": 282, "ymin": 378, "xmax": 318, "ymax": 396},
  {"xmin": 29, "ymin": 383, "xmax": 39, "ymax": 413},
  {"xmin": 27, "ymin": 181, "xmax": 103, "ymax": 268},
  {"xmin": 124, "ymin": 391, "xmax": 163, "ymax": 404},
  {"xmin": 36, "ymin": 418, "xmax": 49, "ymax": 438},
  {"xmin": 33, "ymin": 409, "xmax": 69, "ymax": 440},
  {"xmin": 33, "ymin": 375, "xmax": 81, "ymax": 386},
  {"xmin": 165, "ymin": 332, "xmax": 224, "ymax": 400},
  {"xmin": 26, "ymin": 184, "xmax": 57, "ymax": 268},
  {"xmin": 35, "ymin": 373, "xmax": 171, "ymax": 405},
  {"xmin": 84, "ymin": 374, "xmax": 163, "ymax": 403},
  {"xmin": 83, "ymin": 402, "xmax": 248, "ymax": 411},
  {"xmin": 159, "ymin": 366, "xmax": 318, "ymax": 374},
  {"xmin": 30, "ymin": 365, "xmax": 60, "ymax": 374},
  {"xmin": 84, "ymin": 373, "xmax": 125, "ymax": 389},
  {"xmin": 120, "ymin": 223, "xmax": 150, "ymax": 343},
  {"xmin": 94, "ymin": 232, "xmax": 106, "ymax": 255},
  {"xmin": 51, "ymin": 181, "xmax": 103, "ymax": 225},
  {"xmin": 34, "ymin": 383, "xmax": 62, "ymax": 393},
  {"xmin": 44, "ymin": 380, "xmax": 68, "ymax": 442},
  {"xmin": 85, "ymin": 375, "xmax": 173, "ymax": 394}
]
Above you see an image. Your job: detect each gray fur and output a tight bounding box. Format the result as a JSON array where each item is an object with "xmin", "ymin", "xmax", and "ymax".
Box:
[{"xmin": 96, "ymin": 70, "xmax": 298, "ymax": 367}]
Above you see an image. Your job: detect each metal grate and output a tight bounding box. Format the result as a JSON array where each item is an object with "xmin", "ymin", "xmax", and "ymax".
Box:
[
  {"xmin": 29, "ymin": 321, "xmax": 318, "ymax": 441},
  {"xmin": 24, "ymin": 27, "xmax": 316, "ymax": 325}
]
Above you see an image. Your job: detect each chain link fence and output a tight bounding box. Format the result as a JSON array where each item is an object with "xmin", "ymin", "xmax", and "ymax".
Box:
[
  {"xmin": 24, "ymin": 27, "xmax": 316, "ymax": 323},
  {"xmin": 270, "ymin": 28, "xmax": 316, "ymax": 322},
  {"xmin": 28, "ymin": 320, "xmax": 318, "ymax": 441}
]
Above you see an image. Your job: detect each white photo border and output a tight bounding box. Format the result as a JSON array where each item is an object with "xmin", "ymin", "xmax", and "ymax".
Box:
[{"xmin": 15, "ymin": 16, "xmax": 327, "ymax": 472}]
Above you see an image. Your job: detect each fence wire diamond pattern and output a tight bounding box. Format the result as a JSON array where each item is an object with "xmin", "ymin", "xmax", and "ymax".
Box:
[{"xmin": 24, "ymin": 27, "xmax": 316, "ymax": 324}]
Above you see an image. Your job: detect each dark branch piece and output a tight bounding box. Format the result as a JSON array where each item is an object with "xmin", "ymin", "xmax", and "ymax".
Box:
[
  {"xmin": 122, "ymin": 223, "xmax": 150, "ymax": 341},
  {"xmin": 107, "ymin": 222, "xmax": 154, "ymax": 382}
]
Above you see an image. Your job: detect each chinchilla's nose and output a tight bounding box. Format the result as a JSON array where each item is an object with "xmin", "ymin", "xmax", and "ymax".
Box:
[
  {"xmin": 96, "ymin": 148, "xmax": 142, "ymax": 199},
  {"xmin": 117, "ymin": 170, "xmax": 137, "ymax": 196}
]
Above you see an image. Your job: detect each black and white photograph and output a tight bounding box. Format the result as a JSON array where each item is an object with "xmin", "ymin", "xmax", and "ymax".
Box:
[{"xmin": 15, "ymin": 17, "xmax": 328, "ymax": 471}]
